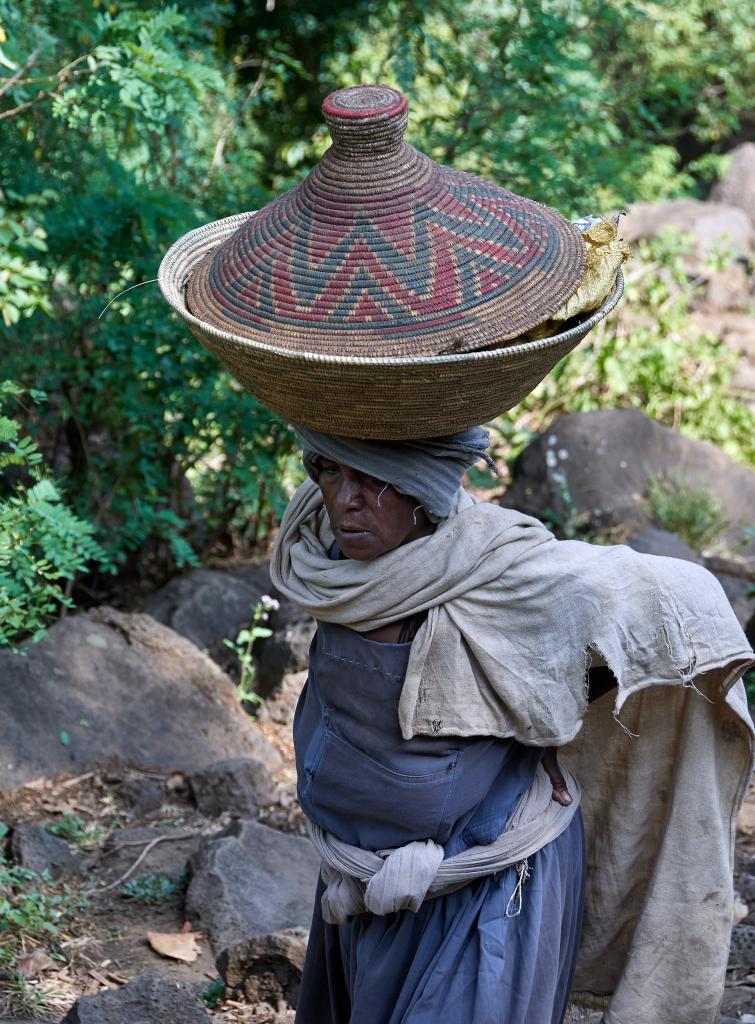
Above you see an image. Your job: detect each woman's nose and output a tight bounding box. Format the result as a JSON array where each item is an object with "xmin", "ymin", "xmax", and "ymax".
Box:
[{"xmin": 334, "ymin": 475, "xmax": 363, "ymax": 510}]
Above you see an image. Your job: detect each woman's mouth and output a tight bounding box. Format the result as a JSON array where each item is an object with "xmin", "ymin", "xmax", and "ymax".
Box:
[{"xmin": 336, "ymin": 526, "xmax": 373, "ymax": 539}]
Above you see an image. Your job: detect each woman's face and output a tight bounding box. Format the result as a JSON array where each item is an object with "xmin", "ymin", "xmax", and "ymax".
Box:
[{"xmin": 314, "ymin": 457, "xmax": 435, "ymax": 560}]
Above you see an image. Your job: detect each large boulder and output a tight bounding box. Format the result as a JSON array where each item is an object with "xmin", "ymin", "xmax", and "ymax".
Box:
[
  {"xmin": 140, "ymin": 564, "xmax": 273, "ymax": 673},
  {"xmin": 189, "ymin": 757, "xmax": 277, "ymax": 818},
  {"xmin": 185, "ymin": 819, "xmax": 320, "ymax": 957},
  {"xmin": 256, "ymin": 601, "xmax": 315, "ymax": 696},
  {"xmin": 0, "ymin": 607, "xmax": 280, "ymax": 791},
  {"xmin": 10, "ymin": 823, "xmax": 80, "ymax": 879},
  {"xmin": 711, "ymin": 143, "xmax": 755, "ymax": 225},
  {"xmin": 621, "ymin": 198, "xmax": 754, "ymax": 272},
  {"xmin": 502, "ymin": 409, "xmax": 755, "ymax": 562},
  {"xmin": 59, "ymin": 972, "xmax": 210, "ymax": 1023}
]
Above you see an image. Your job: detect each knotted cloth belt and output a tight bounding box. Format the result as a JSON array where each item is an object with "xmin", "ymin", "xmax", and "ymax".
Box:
[{"xmin": 308, "ymin": 764, "xmax": 581, "ymax": 924}]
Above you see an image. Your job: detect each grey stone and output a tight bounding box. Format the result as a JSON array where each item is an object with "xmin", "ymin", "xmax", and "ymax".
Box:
[
  {"xmin": 185, "ymin": 819, "xmax": 320, "ymax": 956},
  {"xmin": 59, "ymin": 972, "xmax": 210, "ymax": 1023},
  {"xmin": 712, "ymin": 571, "xmax": 754, "ymax": 632},
  {"xmin": 711, "ymin": 143, "xmax": 755, "ymax": 225},
  {"xmin": 116, "ymin": 776, "xmax": 166, "ymax": 816},
  {"xmin": 256, "ymin": 602, "xmax": 315, "ymax": 696},
  {"xmin": 621, "ymin": 198, "xmax": 754, "ymax": 273},
  {"xmin": 627, "ymin": 529, "xmax": 704, "ymax": 564},
  {"xmin": 140, "ymin": 564, "xmax": 273, "ymax": 672},
  {"xmin": 217, "ymin": 928, "xmax": 308, "ymax": 1008},
  {"xmin": 729, "ymin": 923, "xmax": 755, "ymax": 968},
  {"xmin": 0, "ymin": 607, "xmax": 280, "ymax": 791},
  {"xmin": 10, "ymin": 823, "xmax": 80, "ymax": 879},
  {"xmin": 190, "ymin": 757, "xmax": 277, "ymax": 818},
  {"xmin": 501, "ymin": 409, "xmax": 755, "ymax": 561}
]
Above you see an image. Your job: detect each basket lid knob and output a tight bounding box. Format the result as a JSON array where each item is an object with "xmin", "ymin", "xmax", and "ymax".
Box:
[{"xmin": 322, "ymin": 84, "xmax": 408, "ymax": 157}]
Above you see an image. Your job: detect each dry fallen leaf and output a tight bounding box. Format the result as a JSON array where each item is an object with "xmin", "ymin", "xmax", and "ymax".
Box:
[
  {"xmin": 17, "ymin": 948, "xmax": 55, "ymax": 977},
  {"xmin": 147, "ymin": 929, "xmax": 202, "ymax": 963}
]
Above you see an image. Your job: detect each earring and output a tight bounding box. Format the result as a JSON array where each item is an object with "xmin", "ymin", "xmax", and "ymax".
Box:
[
  {"xmin": 377, "ymin": 483, "xmax": 390, "ymax": 507},
  {"xmin": 412, "ymin": 504, "xmax": 423, "ymax": 525}
]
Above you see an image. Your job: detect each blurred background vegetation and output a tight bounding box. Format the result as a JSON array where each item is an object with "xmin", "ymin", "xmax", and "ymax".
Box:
[{"xmin": 1, "ymin": 0, "xmax": 754, "ymax": 644}]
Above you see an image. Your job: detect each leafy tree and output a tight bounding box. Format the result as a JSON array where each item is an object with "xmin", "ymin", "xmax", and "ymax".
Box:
[
  {"xmin": 0, "ymin": 381, "xmax": 111, "ymax": 647},
  {"xmin": 0, "ymin": 0, "xmax": 751, "ymax": 617}
]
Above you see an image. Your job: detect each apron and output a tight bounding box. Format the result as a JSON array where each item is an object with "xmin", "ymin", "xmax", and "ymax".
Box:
[{"xmin": 294, "ymin": 620, "xmax": 585, "ymax": 1024}]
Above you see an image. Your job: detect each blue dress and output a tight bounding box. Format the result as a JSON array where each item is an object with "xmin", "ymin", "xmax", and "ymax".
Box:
[{"xmin": 293, "ymin": 618, "xmax": 585, "ymax": 1024}]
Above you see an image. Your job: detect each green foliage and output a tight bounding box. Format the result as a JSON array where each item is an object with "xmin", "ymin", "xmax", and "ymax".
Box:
[
  {"xmin": 0, "ymin": 0, "xmax": 752, "ymax": 600},
  {"xmin": 223, "ymin": 596, "xmax": 277, "ymax": 708},
  {"xmin": 200, "ymin": 978, "xmax": 226, "ymax": 1009},
  {"xmin": 44, "ymin": 813, "xmax": 104, "ymax": 848},
  {"xmin": 0, "ymin": 381, "xmax": 112, "ymax": 648},
  {"xmin": 493, "ymin": 234, "xmax": 755, "ymax": 469},
  {"xmin": 119, "ymin": 870, "xmax": 187, "ymax": 904},
  {"xmin": 0, "ymin": 856, "xmax": 87, "ymax": 989},
  {"xmin": 645, "ymin": 472, "xmax": 728, "ymax": 552}
]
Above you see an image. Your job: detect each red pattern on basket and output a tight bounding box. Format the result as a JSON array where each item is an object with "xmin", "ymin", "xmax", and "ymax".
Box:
[{"xmin": 205, "ymin": 168, "xmax": 560, "ymax": 336}]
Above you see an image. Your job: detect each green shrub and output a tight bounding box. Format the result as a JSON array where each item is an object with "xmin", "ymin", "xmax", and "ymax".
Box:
[
  {"xmin": 0, "ymin": 855, "xmax": 87, "ymax": 1006},
  {"xmin": 493, "ymin": 234, "xmax": 755, "ymax": 470},
  {"xmin": 119, "ymin": 870, "xmax": 187, "ymax": 904},
  {"xmin": 645, "ymin": 472, "xmax": 728, "ymax": 552},
  {"xmin": 0, "ymin": 381, "xmax": 112, "ymax": 648},
  {"xmin": 44, "ymin": 813, "xmax": 105, "ymax": 848}
]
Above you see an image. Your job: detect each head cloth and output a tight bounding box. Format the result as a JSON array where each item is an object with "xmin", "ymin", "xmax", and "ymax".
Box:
[{"xmin": 294, "ymin": 425, "xmax": 497, "ymax": 522}]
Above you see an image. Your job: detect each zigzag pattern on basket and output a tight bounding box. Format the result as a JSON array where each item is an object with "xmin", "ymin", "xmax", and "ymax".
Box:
[{"xmin": 205, "ymin": 170, "xmax": 562, "ymax": 336}]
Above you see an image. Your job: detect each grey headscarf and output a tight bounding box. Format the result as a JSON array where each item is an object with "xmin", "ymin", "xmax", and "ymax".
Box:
[{"xmin": 294, "ymin": 425, "xmax": 497, "ymax": 522}]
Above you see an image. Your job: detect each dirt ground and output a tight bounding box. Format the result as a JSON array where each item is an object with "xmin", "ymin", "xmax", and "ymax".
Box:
[{"xmin": 1, "ymin": 688, "xmax": 753, "ymax": 1021}]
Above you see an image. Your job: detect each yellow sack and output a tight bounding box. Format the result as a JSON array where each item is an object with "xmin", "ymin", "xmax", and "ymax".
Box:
[{"xmin": 524, "ymin": 218, "xmax": 632, "ymax": 341}]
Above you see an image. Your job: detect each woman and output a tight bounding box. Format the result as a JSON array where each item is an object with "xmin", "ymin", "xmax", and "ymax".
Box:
[
  {"xmin": 162, "ymin": 82, "xmax": 754, "ymax": 1023},
  {"xmin": 269, "ymin": 426, "xmax": 752, "ymax": 1024}
]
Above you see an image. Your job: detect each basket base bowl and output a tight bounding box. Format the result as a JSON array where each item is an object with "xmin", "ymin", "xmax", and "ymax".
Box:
[{"xmin": 159, "ymin": 213, "xmax": 623, "ymax": 440}]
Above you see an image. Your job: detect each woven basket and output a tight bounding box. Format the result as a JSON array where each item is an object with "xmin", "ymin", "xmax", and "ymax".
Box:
[
  {"xmin": 159, "ymin": 211, "xmax": 624, "ymax": 440},
  {"xmin": 184, "ymin": 84, "xmax": 588, "ymax": 359}
]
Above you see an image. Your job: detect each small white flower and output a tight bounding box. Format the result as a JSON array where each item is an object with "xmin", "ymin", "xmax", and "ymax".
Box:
[
  {"xmin": 558, "ymin": 448, "xmax": 569, "ymax": 460},
  {"xmin": 260, "ymin": 595, "xmax": 280, "ymax": 611},
  {"xmin": 545, "ymin": 449, "xmax": 558, "ymax": 469}
]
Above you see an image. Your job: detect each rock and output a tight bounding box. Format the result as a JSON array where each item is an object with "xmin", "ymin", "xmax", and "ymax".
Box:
[
  {"xmin": 627, "ymin": 529, "xmax": 704, "ymax": 564},
  {"xmin": 115, "ymin": 776, "xmax": 166, "ymax": 816},
  {"xmin": 711, "ymin": 143, "xmax": 755, "ymax": 225},
  {"xmin": 697, "ymin": 262, "xmax": 752, "ymax": 312},
  {"xmin": 621, "ymin": 198, "xmax": 754, "ymax": 273},
  {"xmin": 501, "ymin": 409, "xmax": 755, "ymax": 561},
  {"xmin": 217, "ymin": 928, "xmax": 308, "ymax": 1008},
  {"xmin": 189, "ymin": 758, "xmax": 277, "ymax": 817},
  {"xmin": 59, "ymin": 971, "xmax": 210, "ymax": 1023},
  {"xmin": 708, "ymin": 564, "xmax": 755, "ymax": 631},
  {"xmin": 256, "ymin": 602, "xmax": 315, "ymax": 696},
  {"xmin": 720, "ymin": 979, "xmax": 755, "ymax": 1019},
  {"xmin": 10, "ymin": 823, "xmax": 80, "ymax": 879},
  {"xmin": 0, "ymin": 606, "xmax": 280, "ymax": 791},
  {"xmin": 729, "ymin": 923, "xmax": 755, "ymax": 968},
  {"xmin": 140, "ymin": 564, "xmax": 274, "ymax": 672},
  {"xmin": 185, "ymin": 819, "xmax": 320, "ymax": 956}
]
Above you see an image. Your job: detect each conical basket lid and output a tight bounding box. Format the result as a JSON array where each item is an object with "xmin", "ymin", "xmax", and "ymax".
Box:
[{"xmin": 186, "ymin": 84, "xmax": 586, "ymax": 358}]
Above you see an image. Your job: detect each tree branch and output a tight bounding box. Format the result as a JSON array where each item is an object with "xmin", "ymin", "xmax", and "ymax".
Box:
[{"xmin": 0, "ymin": 48, "xmax": 39, "ymax": 99}]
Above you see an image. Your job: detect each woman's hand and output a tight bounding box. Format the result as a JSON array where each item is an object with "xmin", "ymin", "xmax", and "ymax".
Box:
[{"xmin": 541, "ymin": 747, "xmax": 572, "ymax": 806}]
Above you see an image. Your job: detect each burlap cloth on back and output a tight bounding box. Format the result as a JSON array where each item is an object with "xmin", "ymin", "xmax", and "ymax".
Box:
[{"xmin": 271, "ymin": 481, "xmax": 754, "ymax": 1023}]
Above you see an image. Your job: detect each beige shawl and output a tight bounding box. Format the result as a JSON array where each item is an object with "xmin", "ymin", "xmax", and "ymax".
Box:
[{"xmin": 271, "ymin": 479, "xmax": 754, "ymax": 1023}]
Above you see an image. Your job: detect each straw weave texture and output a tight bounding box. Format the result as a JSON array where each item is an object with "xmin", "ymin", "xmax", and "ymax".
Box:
[
  {"xmin": 159, "ymin": 212, "xmax": 623, "ymax": 440},
  {"xmin": 185, "ymin": 84, "xmax": 587, "ymax": 358}
]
